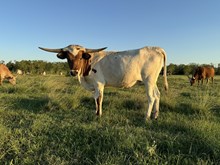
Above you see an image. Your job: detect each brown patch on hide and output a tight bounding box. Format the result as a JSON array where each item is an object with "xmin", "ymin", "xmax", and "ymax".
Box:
[{"xmin": 79, "ymin": 51, "xmax": 92, "ymax": 76}]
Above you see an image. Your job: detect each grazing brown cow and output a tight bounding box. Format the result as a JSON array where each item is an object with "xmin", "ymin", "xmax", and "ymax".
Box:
[
  {"xmin": 0, "ymin": 64, "xmax": 16, "ymax": 85},
  {"xmin": 189, "ymin": 66, "xmax": 215, "ymax": 86}
]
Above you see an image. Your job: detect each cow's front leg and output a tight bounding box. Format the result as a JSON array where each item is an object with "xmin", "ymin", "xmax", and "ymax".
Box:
[
  {"xmin": 94, "ymin": 85, "xmax": 104, "ymax": 116},
  {"xmin": 0, "ymin": 76, "xmax": 3, "ymax": 85},
  {"xmin": 211, "ymin": 77, "xmax": 214, "ymax": 84},
  {"xmin": 206, "ymin": 78, "xmax": 209, "ymax": 84}
]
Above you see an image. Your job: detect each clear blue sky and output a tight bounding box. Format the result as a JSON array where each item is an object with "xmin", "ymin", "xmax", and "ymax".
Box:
[{"xmin": 1, "ymin": 0, "xmax": 220, "ymax": 65}]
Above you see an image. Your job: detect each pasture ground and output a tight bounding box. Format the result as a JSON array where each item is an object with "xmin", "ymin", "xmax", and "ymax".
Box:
[{"xmin": 0, "ymin": 75, "xmax": 220, "ymax": 164}]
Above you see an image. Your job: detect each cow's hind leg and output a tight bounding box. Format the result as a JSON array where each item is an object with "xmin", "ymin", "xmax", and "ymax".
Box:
[
  {"xmin": 152, "ymin": 86, "xmax": 160, "ymax": 119},
  {"xmin": 144, "ymin": 81, "xmax": 156, "ymax": 120}
]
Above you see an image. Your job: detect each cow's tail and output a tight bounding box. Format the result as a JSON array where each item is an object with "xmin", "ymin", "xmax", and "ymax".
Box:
[{"xmin": 162, "ymin": 49, "xmax": 168, "ymax": 91}]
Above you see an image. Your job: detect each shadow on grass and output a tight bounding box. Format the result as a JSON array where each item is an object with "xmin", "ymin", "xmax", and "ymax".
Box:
[
  {"xmin": 79, "ymin": 96, "xmax": 147, "ymax": 127},
  {"xmin": 212, "ymin": 105, "xmax": 220, "ymax": 118},
  {"xmin": 0, "ymin": 85, "xmax": 18, "ymax": 94},
  {"xmin": 152, "ymin": 120, "xmax": 220, "ymax": 163},
  {"xmin": 122, "ymin": 99, "xmax": 144, "ymax": 110},
  {"xmin": 146, "ymin": 100, "xmax": 220, "ymax": 163},
  {"xmin": 80, "ymin": 96, "xmax": 95, "ymax": 110},
  {"xmin": 121, "ymin": 99, "xmax": 147, "ymax": 127},
  {"xmin": 8, "ymin": 96, "xmax": 49, "ymax": 113},
  {"xmin": 160, "ymin": 100, "xmax": 201, "ymax": 117},
  {"xmin": 26, "ymin": 124, "xmax": 139, "ymax": 164}
]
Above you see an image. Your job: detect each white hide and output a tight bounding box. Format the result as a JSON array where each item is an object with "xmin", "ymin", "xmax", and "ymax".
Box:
[{"xmin": 78, "ymin": 46, "xmax": 168, "ymax": 119}]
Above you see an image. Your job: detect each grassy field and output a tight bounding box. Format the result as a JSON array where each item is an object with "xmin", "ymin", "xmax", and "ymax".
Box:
[{"xmin": 0, "ymin": 74, "xmax": 220, "ymax": 164}]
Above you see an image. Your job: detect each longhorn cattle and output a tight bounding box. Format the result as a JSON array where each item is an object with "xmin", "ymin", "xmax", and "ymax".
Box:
[
  {"xmin": 39, "ymin": 45, "xmax": 168, "ymax": 120},
  {"xmin": 189, "ymin": 66, "xmax": 215, "ymax": 86},
  {"xmin": 0, "ymin": 64, "xmax": 16, "ymax": 85}
]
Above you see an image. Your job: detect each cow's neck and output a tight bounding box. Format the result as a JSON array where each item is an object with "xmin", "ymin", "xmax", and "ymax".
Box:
[
  {"xmin": 77, "ymin": 75, "xmax": 95, "ymax": 91},
  {"xmin": 77, "ymin": 51, "xmax": 112, "ymax": 89},
  {"xmin": 89, "ymin": 51, "xmax": 114, "ymax": 66}
]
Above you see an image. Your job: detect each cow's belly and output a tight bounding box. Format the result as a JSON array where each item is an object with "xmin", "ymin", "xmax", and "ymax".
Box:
[
  {"xmin": 104, "ymin": 71, "xmax": 142, "ymax": 88},
  {"xmin": 97, "ymin": 59, "xmax": 142, "ymax": 88}
]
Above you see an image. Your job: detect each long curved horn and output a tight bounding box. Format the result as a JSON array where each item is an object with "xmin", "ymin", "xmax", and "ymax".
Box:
[
  {"xmin": 39, "ymin": 47, "xmax": 62, "ymax": 53},
  {"xmin": 85, "ymin": 47, "xmax": 107, "ymax": 53}
]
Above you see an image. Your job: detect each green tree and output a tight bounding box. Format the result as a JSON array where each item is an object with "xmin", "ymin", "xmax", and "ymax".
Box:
[
  {"xmin": 6, "ymin": 61, "xmax": 17, "ymax": 72},
  {"xmin": 167, "ymin": 63, "xmax": 177, "ymax": 75}
]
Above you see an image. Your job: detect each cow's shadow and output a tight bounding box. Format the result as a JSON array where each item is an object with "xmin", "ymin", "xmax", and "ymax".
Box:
[
  {"xmin": 7, "ymin": 96, "xmax": 49, "ymax": 114},
  {"xmin": 212, "ymin": 105, "xmax": 220, "ymax": 118},
  {"xmin": 78, "ymin": 95, "xmax": 201, "ymax": 127},
  {"xmin": 80, "ymin": 96, "xmax": 95, "ymax": 110}
]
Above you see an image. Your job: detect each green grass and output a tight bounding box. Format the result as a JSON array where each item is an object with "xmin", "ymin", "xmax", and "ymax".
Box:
[{"xmin": 0, "ymin": 75, "xmax": 220, "ymax": 164}]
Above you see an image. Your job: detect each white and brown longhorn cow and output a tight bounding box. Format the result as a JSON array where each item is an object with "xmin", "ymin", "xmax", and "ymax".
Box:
[
  {"xmin": 39, "ymin": 45, "xmax": 168, "ymax": 120},
  {"xmin": 0, "ymin": 64, "xmax": 16, "ymax": 85}
]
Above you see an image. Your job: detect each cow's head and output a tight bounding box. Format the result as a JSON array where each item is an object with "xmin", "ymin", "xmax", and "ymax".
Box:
[
  {"xmin": 39, "ymin": 45, "xmax": 107, "ymax": 76},
  {"xmin": 8, "ymin": 76, "xmax": 16, "ymax": 85},
  {"xmin": 190, "ymin": 77, "xmax": 196, "ymax": 86},
  {"xmin": 187, "ymin": 75, "xmax": 196, "ymax": 86}
]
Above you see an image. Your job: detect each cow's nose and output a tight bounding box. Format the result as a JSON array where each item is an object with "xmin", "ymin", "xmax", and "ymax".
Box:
[{"xmin": 70, "ymin": 70, "xmax": 78, "ymax": 76}]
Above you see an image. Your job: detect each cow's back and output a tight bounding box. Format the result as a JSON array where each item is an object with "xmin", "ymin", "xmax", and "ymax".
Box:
[
  {"xmin": 0, "ymin": 64, "xmax": 10, "ymax": 76},
  {"xmin": 93, "ymin": 47, "xmax": 165, "ymax": 87},
  {"xmin": 204, "ymin": 67, "xmax": 215, "ymax": 78},
  {"xmin": 194, "ymin": 66, "xmax": 215, "ymax": 79}
]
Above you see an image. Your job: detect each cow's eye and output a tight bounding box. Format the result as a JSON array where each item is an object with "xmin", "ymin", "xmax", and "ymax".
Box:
[{"xmin": 76, "ymin": 47, "xmax": 80, "ymax": 50}]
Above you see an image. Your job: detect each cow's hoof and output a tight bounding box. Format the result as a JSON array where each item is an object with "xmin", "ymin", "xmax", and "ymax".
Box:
[
  {"xmin": 96, "ymin": 111, "xmax": 102, "ymax": 116},
  {"xmin": 153, "ymin": 117, "xmax": 158, "ymax": 121},
  {"xmin": 145, "ymin": 116, "xmax": 151, "ymax": 122}
]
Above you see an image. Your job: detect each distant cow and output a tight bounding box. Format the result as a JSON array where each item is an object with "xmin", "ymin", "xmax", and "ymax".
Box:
[
  {"xmin": 42, "ymin": 71, "xmax": 46, "ymax": 76},
  {"xmin": 39, "ymin": 44, "xmax": 168, "ymax": 120},
  {"xmin": 0, "ymin": 64, "xmax": 16, "ymax": 85},
  {"xmin": 17, "ymin": 69, "xmax": 23, "ymax": 75},
  {"xmin": 188, "ymin": 66, "xmax": 215, "ymax": 86}
]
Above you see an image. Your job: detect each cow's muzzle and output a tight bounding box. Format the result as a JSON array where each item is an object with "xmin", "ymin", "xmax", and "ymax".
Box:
[{"xmin": 70, "ymin": 70, "xmax": 78, "ymax": 76}]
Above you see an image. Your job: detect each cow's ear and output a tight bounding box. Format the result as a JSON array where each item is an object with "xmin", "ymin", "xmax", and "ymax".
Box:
[
  {"xmin": 82, "ymin": 53, "xmax": 91, "ymax": 60},
  {"xmin": 57, "ymin": 52, "xmax": 67, "ymax": 59}
]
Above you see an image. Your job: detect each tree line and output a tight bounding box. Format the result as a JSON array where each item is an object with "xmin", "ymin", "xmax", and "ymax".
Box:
[
  {"xmin": 1, "ymin": 60, "xmax": 220, "ymax": 75},
  {"xmin": 167, "ymin": 63, "xmax": 220, "ymax": 75},
  {"xmin": 1, "ymin": 60, "xmax": 69, "ymax": 75}
]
